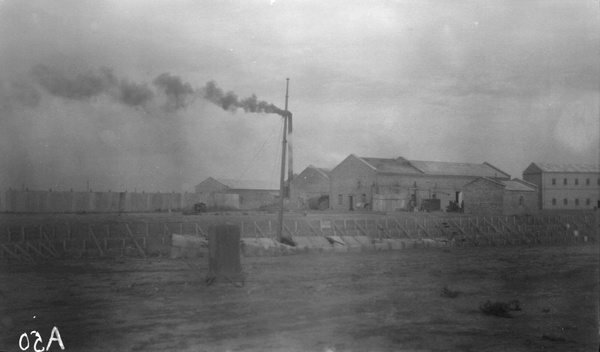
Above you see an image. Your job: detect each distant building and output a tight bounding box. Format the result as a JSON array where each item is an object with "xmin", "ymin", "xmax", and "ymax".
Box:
[
  {"xmin": 329, "ymin": 155, "xmax": 510, "ymax": 212},
  {"xmin": 195, "ymin": 177, "xmax": 279, "ymax": 210},
  {"xmin": 289, "ymin": 165, "xmax": 331, "ymax": 210},
  {"xmin": 522, "ymin": 163, "xmax": 600, "ymax": 210},
  {"xmin": 462, "ymin": 177, "xmax": 538, "ymax": 216}
]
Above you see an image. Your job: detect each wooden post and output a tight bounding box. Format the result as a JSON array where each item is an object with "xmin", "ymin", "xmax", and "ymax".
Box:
[
  {"xmin": 89, "ymin": 225, "xmax": 106, "ymax": 257},
  {"xmin": 125, "ymin": 223, "xmax": 146, "ymax": 258}
]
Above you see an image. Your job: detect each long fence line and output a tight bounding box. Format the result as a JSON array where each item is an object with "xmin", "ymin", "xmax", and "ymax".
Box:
[
  {"xmin": 0, "ymin": 213, "xmax": 597, "ymax": 261},
  {"xmin": 0, "ymin": 189, "xmax": 237, "ymax": 213}
]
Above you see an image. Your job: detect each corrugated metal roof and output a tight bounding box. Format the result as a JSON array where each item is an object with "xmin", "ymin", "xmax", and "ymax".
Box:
[
  {"xmin": 409, "ymin": 160, "xmax": 509, "ymax": 178},
  {"xmin": 216, "ymin": 179, "xmax": 279, "ymax": 191},
  {"xmin": 359, "ymin": 157, "xmax": 422, "ymax": 174},
  {"xmin": 531, "ymin": 163, "xmax": 600, "ymax": 173},
  {"xmin": 500, "ymin": 180, "xmax": 537, "ymax": 192}
]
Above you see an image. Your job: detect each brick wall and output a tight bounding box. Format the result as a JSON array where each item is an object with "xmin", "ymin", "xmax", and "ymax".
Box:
[
  {"xmin": 289, "ymin": 168, "xmax": 330, "ymax": 210},
  {"xmin": 329, "ymin": 156, "xmax": 376, "ymax": 211},
  {"xmin": 463, "ymin": 180, "xmax": 504, "ymax": 215},
  {"xmin": 503, "ymin": 190, "xmax": 539, "ymax": 216}
]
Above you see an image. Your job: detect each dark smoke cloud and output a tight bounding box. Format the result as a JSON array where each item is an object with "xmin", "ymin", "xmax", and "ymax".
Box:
[
  {"xmin": 152, "ymin": 73, "xmax": 195, "ymax": 112},
  {"xmin": 27, "ymin": 65, "xmax": 287, "ymax": 117},
  {"xmin": 30, "ymin": 65, "xmax": 155, "ymax": 108},
  {"xmin": 31, "ymin": 64, "xmax": 117, "ymax": 100},
  {"xmin": 203, "ymin": 80, "xmax": 291, "ymax": 117},
  {"xmin": 117, "ymin": 80, "xmax": 154, "ymax": 107}
]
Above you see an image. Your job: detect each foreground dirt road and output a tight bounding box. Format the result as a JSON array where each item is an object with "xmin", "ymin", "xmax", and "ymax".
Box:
[{"xmin": 1, "ymin": 244, "xmax": 598, "ymax": 352}]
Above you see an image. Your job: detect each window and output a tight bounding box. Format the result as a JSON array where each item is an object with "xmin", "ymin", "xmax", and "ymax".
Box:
[
  {"xmin": 586, "ymin": 178, "xmax": 590, "ymax": 185},
  {"xmin": 552, "ymin": 198, "xmax": 557, "ymax": 206},
  {"xmin": 575, "ymin": 198, "xmax": 579, "ymax": 206},
  {"xmin": 564, "ymin": 198, "xmax": 568, "ymax": 205},
  {"xmin": 563, "ymin": 178, "xmax": 567, "ymax": 185},
  {"xmin": 586, "ymin": 198, "xmax": 590, "ymax": 206},
  {"xmin": 518, "ymin": 196, "xmax": 524, "ymax": 206},
  {"xmin": 575, "ymin": 178, "xmax": 579, "ymax": 186},
  {"xmin": 338, "ymin": 194, "xmax": 342, "ymax": 205},
  {"xmin": 552, "ymin": 178, "xmax": 556, "ymax": 185}
]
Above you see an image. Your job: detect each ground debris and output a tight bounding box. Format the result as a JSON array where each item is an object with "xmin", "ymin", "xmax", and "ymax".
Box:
[
  {"xmin": 441, "ymin": 285, "xmax": 461, "ymax": 298},
  {"xmin": 479, "ymin": 299, "xmax": 522, "ymax": 318},
  {"xmin": 541, "ymin": 334, "xmax": 574, "ymax": 343}
]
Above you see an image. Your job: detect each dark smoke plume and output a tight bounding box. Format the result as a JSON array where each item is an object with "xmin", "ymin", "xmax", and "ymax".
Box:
[
  {"xmin": 31, "ymin": 65, "xmax": 117, "ymax": 100},
  {"xmin": 30, "ymin": 65, "xmax": 155, "ymax": 108},
  {"xmin": 117, "ymin": 80, "xmax": 154, "ymax": 107},
  {"xmin": 153, "ymin": 73, "xmax": 195, "ymax": 111},
  {"xmin": 203, "ymin": 80, "xmax": 290, "ymax": 117}
]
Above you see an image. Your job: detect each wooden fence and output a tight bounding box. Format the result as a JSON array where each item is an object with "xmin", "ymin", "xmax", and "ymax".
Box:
[{"xmin": 0, "ymin": 213, "xmax": 597, "ymax": 261}]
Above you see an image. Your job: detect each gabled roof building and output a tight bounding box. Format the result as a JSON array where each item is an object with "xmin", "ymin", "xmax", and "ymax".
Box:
[
  {"xmin": 289, "ymin": 165, "xmax": 331, "ymax": 210},
  {"xmin": 462, "ymin": 177, "xmax": 539, "ymax": 216},
  {"xmin": 195, "ymin": 177, "xmax": 279, "ymax": 210},
  {"xmin": 329, "ymin": 154, "xmax": 510, "ymax": 212}
]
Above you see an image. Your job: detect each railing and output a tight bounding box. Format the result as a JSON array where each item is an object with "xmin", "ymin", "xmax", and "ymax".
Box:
[{"xmin": 0, "ymin": 212, "xmax": 597, "ymax": 260}]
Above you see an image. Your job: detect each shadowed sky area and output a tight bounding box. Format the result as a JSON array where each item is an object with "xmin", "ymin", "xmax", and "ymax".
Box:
[{"xmin": 0, "ymin": 0, "xmax": 598, "ymax": 192}]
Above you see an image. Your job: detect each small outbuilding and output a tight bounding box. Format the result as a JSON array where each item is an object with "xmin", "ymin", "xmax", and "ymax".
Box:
[
  {"xmin": 195, "ymin": 177, "xmax": 279, "ymax": 210},
  {"xmin": 462, "ymin": 177, "xmax": 538, "ymax": 216},
  {"xmin": 289, "ymin": 165, "xmax": 331, "ymax": 210}
]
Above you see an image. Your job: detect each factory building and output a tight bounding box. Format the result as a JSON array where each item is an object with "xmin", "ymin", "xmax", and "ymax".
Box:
[
  {"xmin": 329, "ymin": 155, "xmax": 510, "ymax": 212},
  {"xmin": 289, "ymin": 165, "xmax": 331, "ymax": 210},
  {"xmin": 195, "ymin": 177, "xmax": 279, "ymax": 210},
  {"xmin": 522, "ymin": 163, "xmax": 600, "ymax": 210},
  {"xmin": 462, "ymin": 177, "xmax": 538, "ymax": 216}
]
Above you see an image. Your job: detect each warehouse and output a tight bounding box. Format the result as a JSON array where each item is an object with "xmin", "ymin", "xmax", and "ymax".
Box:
[
  {"xmin": 195, "ymin": 177, "xmax": 279, "ymax": 210},
  {"xmin": 462, "ymin": 177, "xmax": 538, "ymax": 216},
  {"xmin": 289, "ymin": 165, "xmax": 331, "ymax": 210},
  {"xmin": 522, "ymin": 162, "xmax": 600, "ymax": 210},
  {"xmin": 329, "ymin": 155, "xmax": 511, "ymax": 212}
]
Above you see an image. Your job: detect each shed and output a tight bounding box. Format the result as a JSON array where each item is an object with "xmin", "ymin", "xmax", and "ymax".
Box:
[
  {"xmin": 195, "ymin": 177, "xmax": 279, "ymax": 210},
  {"xmin": 289, "ymin": 165, "xmax": 331, "ymax": 210},
  {"xmin": 462, "ymin": 177, "xmax": 538, "ymax": 216}
]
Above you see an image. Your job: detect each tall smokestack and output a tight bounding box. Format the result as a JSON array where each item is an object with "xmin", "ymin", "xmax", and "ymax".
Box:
[{"xmin": 285, "ymin": 80, "xmax": 293, "ymax": 192}]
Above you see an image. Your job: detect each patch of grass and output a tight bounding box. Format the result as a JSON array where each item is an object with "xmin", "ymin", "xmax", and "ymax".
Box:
[{"xmin": 479, "ymin": 300, "xmax": 521, "ymax": 318}]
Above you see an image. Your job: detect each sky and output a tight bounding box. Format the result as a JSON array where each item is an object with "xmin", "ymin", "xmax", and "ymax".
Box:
[{"xmin": 0, "ymin": 0, "xmax": 598, "ymax": 193}]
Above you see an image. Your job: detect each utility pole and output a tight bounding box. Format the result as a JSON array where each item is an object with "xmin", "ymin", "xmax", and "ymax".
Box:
[{"xmin": 277, "ymin": 78, "xmax": 291, "ymax": 243}]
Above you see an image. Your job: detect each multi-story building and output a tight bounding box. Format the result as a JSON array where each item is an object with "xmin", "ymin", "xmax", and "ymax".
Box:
[{"xmin": 522, "ymin": 163, "xmax": 600, "ymax": 210}]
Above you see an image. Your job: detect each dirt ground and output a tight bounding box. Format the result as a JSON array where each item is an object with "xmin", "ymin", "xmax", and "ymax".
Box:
[{"xmin": 1, "ymin": 243, "xmax": 598, "ymax": 352}]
